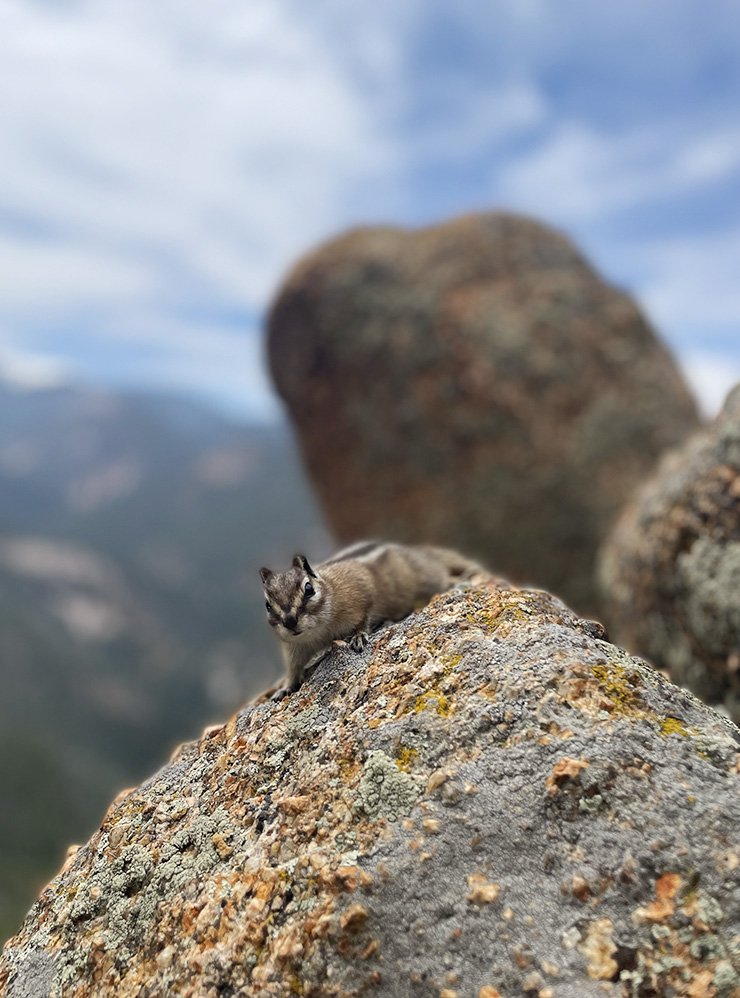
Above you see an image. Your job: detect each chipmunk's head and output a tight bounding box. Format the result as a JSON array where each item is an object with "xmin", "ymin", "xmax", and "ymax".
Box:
[{"xmin": 259, "ymin": 554, "xmax": 328, "ymax": 642}]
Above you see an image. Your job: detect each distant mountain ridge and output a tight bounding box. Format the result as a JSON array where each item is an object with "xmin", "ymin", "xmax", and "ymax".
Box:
[{"xmin": 0, "ymin": 379, "xmax": 328, "ymax": 941}]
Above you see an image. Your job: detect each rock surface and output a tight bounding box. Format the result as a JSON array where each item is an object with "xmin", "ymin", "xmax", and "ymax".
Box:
[
  {"xmin": 599, "ymin": 384, "xmax": 740, "ymax": 724},
  {"xmin": 3, "ymin": 577, "xmax": 740, "ymax": 997},
  {"xmin": 267, "ymin": 212, "xmax": 699, "ymax": 614}
]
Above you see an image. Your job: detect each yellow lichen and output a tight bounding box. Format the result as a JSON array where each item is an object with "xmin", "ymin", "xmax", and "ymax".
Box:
[
  {"xmin": 395, "ymin": 746, "xmax": 419, "ymax": 772},
  {"xmin": 338, "ymin": 758, "xmax": 357, "ymax": 779},
  {"xmin": 414, "ymin": 690, "xmax": 453, "ymax": 717},
  {"xmin": 659, "ymin": 716, "xmax": 690, "ymax": 738},
  {"xmin": 461, "ymin": 589, "xmax": 557, "ymax": 637},
  {"xmin": 590, "ymin": 662, "xmax": 642, "ymax": 714}
]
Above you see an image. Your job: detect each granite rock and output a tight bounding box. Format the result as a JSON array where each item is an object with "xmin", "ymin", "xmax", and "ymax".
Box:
[
  {"xmin": 3, "ymin": 576, "xmax": 740, "ymax": 997},
  {"xmin": 267, "ymin": 212, "xmax": 699, "ymax": 614},
  {"xmin": 600, "ymin": 383, "xmax": 740, "ymax": 723}
]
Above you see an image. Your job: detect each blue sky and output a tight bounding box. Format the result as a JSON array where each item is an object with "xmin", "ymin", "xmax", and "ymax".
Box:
[{"xmin": 1, "ymin": 0, "xmax": 739, "ymax": 419}]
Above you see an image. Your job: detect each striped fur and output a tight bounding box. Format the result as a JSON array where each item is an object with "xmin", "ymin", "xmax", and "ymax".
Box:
[{"xmin": 260, "ymin": 541, "xmax": 482, "ymax": 695}]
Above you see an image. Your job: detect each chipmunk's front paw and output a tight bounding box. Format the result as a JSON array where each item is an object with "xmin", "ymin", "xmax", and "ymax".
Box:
[{"xmin": 348, "ymin": 631, "xmax": 369, "ymax": 653}]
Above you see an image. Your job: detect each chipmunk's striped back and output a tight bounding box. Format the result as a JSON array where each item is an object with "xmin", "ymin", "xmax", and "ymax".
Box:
[{"xmin": 260, "ymin": 541, "xmax": 482, "ymax": 696}]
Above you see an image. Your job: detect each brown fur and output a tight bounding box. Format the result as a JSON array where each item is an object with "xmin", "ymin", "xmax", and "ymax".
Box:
[{"xmin": 259, "ymin": 541, "xmax": 482, "ymax": 694}]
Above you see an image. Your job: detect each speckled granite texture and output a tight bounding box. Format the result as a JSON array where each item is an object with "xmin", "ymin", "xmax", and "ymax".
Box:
[
  {"xmin": 267, "ymin": 212, "xmax": 699, "ymax": 615},
  {"xmin": 600, "ymin": 384, "xmax": 740, "ymax": 724},
  {"xmin": 2, "ymin": 578, "xmax": 740, "ymax": 997}
]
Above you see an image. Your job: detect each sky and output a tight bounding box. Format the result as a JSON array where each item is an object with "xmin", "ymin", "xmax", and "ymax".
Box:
[{"xmin": 1, "ymin": 0, "xmax": 739, "ymax": 420}]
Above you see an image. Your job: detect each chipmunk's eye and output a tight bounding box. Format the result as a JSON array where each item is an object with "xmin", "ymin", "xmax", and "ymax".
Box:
[
  {"xmin": 265, "ymin": 599, "xmax": 271, "ymax": 612},
  {"xmin": 304, "ymin": 581, "xmax": 314, "ymax": 596}
]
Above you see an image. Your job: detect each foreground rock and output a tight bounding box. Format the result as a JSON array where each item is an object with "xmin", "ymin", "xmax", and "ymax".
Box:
[
  {"xmin": 600, "ymin": 385, "xmax": 740, "ymax": 725},
  {"xmin": 3, "ymin": 578, "xmax": 740, "ymax": 997},
  {"xmin": 268, "ymin": 213, "xmax": 699, "ymax": 614}
]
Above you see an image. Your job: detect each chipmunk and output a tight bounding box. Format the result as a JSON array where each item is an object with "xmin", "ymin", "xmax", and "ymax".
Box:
[{"xmin": 259, "ymin": 540, "xmax": 482, "ymax": 696}]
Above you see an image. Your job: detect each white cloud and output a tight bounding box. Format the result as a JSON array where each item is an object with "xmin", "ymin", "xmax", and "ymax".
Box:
[
  {"xmin": 0, "ymin": 0, "xmax": 400, "ymax": 323},
  {"xmin": 677, "ymin": 350, "xmax": 740, "ymax": 419},
  {"xmin": 0, "ymin": 337, "xmax": 70, "ymax": 390},
  {"xmin": 494, "ymin": 122, "xmax": 740, "ymax": 224},
  {"xmin": 636, "ymin": 231, "xmax": 740, "ymax": 332},
  {"xmin": 0, "ymin": 236, "xmax": 151, "ymax": 309},
  {"xmin": 406, "ymin": 85, "xmax": 547, "ymax": 167}
]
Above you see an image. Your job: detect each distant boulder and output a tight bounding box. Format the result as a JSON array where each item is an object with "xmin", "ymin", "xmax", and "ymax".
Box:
[
  {"xmin": 3, "ymin": 577, "xmax": 740, "ymax": 996},
  {"xmin": 600, "ymin": 384, "xmax": 740, "ymax": 723},
  {"xmin": 267, "ymin": 212, "xmax": 699, "ymax": 615}
]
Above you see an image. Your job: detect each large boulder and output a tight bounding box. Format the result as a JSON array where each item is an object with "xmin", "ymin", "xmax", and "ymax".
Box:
[
  {"xmin": 3, "ymin": 577, "xmax": 740, "ymax": 997},
  {"xmin": 600, "ymin": 384, "xmax": 740, "ymax": 723},
  {"xmin": 267, "ymin": 213, "xmax": 699, "ymax": 615}
]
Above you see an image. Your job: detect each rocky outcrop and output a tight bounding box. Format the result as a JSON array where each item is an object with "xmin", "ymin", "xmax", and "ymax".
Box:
[
  {"xmin": 3, "ymin": 577, "xmax": 740, "ymax": 997},
  {"xmin": 267, "ymin": 212, "xmax": 699, "ymax": 615},
  {"xmin": 599, "ymin": 384, "xmax": 740, "ymax": 724}
]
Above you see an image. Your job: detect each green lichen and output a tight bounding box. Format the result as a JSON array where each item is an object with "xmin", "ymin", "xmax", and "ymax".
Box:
[
  {"xmin": 285, "ymin": 701, "xmax": 322, "ymax": 738},
  {"xmin": 695, "ymin": 893, "xmax": 724, "ymax": 927},
  {"xmin": 691, "ymin": 934, "xmax": 726, "ymax": 961},
  {"xmin": 652, "ymin": 956, "xmax": 686, "ymax": 974},
  {"xmin": 714, "ymin": 960, "xmax": 740, "ymax": 995},
  {"xmin": 577, "ymin": 793, "xmax": 604, "ymax": 815},
  {"xmin": 356, "ymin": 751, "xmax": 423, "ymax": 821},
  {"xmin": 58, "ymin": 805, "xmax": 233, "ymax": 990},
  {"xmin": 264, "ymin": 737, "xmax": 291, "ymax": 771},
  {"xmin": 70, "ymin": 844, "xmax": 153, "ymax": 924}
]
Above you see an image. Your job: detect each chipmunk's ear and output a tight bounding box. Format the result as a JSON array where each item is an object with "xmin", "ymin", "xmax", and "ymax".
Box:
[
  {"xmin": 292, "ymin": 554, "xmax": 316, "ymax": 578},
  {"xmin": 259, "ymin": 567, "xmax": 273, "ymax": 584}
]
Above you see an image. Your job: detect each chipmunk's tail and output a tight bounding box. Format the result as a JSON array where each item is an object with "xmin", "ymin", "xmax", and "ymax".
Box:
[{"xmin": 422, "ymin": 546, "xmax": 486, "ymax": 580}]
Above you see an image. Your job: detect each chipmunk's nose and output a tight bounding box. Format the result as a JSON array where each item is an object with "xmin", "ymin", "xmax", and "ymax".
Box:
[{"xmin": 284, "ymin": 614, "xmax": 298, "ymax": 630}]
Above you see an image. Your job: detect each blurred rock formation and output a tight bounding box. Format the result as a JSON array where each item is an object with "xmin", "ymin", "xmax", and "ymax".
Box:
[
  {"xmin": 3, "ymin": 576, "xmax": 740, "ymax": 996},
  {"xmin": 600, "ymin": 384, "xmax": 740, "ymax": 723},
  {"xmin": 267, "ymin": 212, "xmax": 699, "ymax": 616}
]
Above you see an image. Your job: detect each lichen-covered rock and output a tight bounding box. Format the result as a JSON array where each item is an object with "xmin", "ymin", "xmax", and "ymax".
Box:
[
  {"xmin": 267, "ymin": 212, "xmax": 699, "ymax": 614},
  {"xmin": 3, "ymin": 578, "xmax": 740, "ymax": 997},
  {"xmin": 599, "ymin": 384, "xmax": 740, "ymax": 724}
]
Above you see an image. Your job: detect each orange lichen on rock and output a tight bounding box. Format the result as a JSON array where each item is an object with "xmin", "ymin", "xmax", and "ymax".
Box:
[
  {"xmin": 633, "ymin": 872, "xmax": 682, "ymax": 924},
  {"xmin": 545, "ymin": 757, "xmax": 589, "ymax": 794},
  {"xmin": 466, "ymin": 874, "xmax": 501, "ymax": 905},
  {"xmin": 578, "ymin": 918, "xmax": 617, "ymax": 980},
  {"xmin": 571, "ymin": 875, "xmax": 591, "ymax": 903}
]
